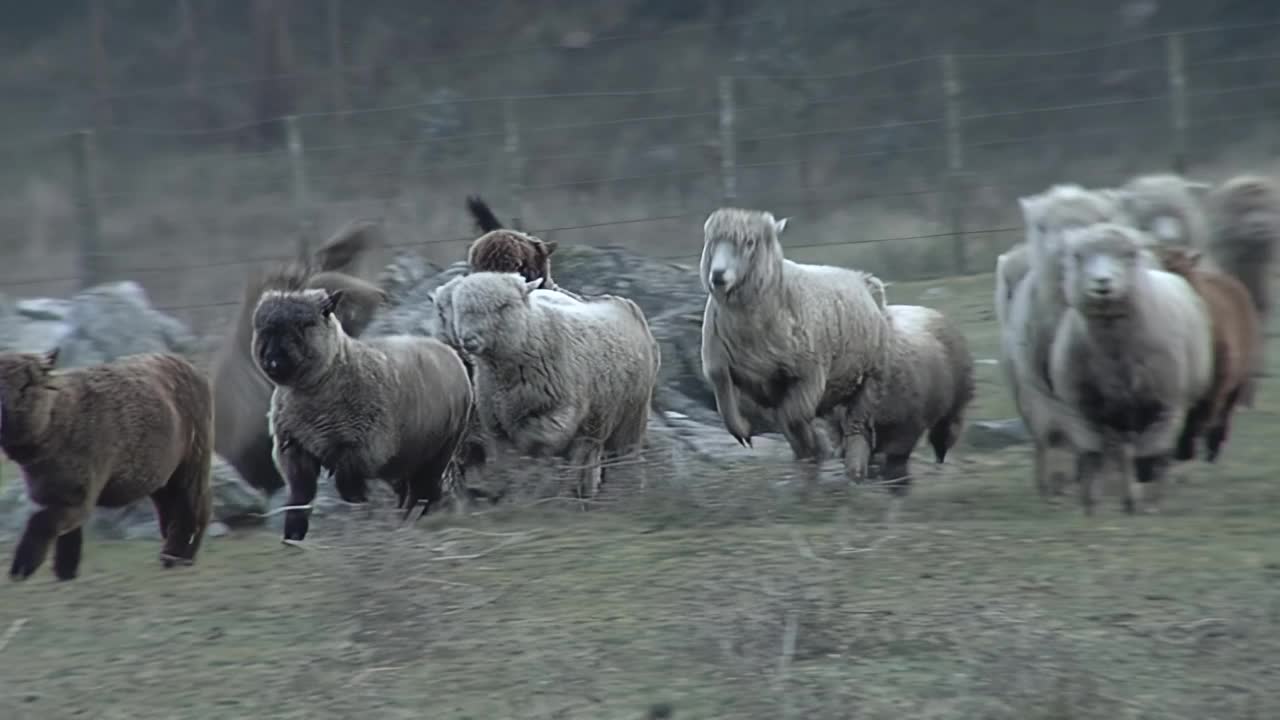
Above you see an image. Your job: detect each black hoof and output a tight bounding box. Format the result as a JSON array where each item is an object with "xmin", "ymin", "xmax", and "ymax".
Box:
[
  {"xmin": 160, "ymin": 552, "xmax": 193, "ymax": 569},
  {"xmin": 283, "ymin": 511, "xmax": 309, "ymax": 542}
]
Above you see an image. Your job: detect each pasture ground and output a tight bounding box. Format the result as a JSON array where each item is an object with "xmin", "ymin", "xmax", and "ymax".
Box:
[{"xmin": 2, "ymin": 272, "xmax": 1279, "ymax": 719}]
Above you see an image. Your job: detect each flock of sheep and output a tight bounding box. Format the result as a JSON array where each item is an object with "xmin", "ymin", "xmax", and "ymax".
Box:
[{"xmin": 1, "ymin": 169, "xmax": 1276, "ymax": 581}]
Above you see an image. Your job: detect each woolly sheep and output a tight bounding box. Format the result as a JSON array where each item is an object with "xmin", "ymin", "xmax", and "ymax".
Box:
[
  {"xmin": 872, "ymin": 302, "xmax": 976, "ymax": 495},
  {"xmin": 253, "ymin": 288, "xmax": 474, "ymax": 542},
  {"xmin": 1000, "ymin": 184, "xmax": 1136, "ymax": 499},
  {"xmin": 699, "ymin": 208, "xmax": 891, "ymax": 482},
  {"xmin": 1049, "ymin": 223, "xmax": 1213, "ymax": 515},
  {"xmin": 1111, "ymin": 173, "xmax": 1212, "ymax": 249},
  {"xmin": 432, "ymin": 271, "xmax": 660, "ymax": 500},
  {"xmin": 1205, "ymin": 174, "xmax": 1280, "ymax": 407}
]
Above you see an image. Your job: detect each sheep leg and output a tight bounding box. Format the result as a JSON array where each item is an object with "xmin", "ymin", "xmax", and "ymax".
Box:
[
  {"xmin": 52, "ymin": 527, "xmax": 84, "ymax": 581},
  {"xmin": 834, "ymin": 375, "xmax": 882, "ymax": 484},
  {"xmin": 567, "ymin": 439, "xmax": 604, "ymax": 507},
  {"xmin": 881, "ymin": 452, "xmax": 913, "ymax": 497},
  {"xmin": 277, "ymin": 442, "xmax": 322, "ymax": 543},
  {"xmin": 1204, "ymin": 387, "xmax": 1242, "ymax": 463},
  {"xmin": 1131, "ymin": 454, "xmax": 1171, "ymax": 515},
  {"xmin": 11, "ymin": 502, "xmax": 90, "ymax": 582},
  {"xmin": 1173, "ymin": 399, "xmax": 1212, "ymax": 463},
  {"xmin": 1074, "ymin": 451, "xmax": 1105, "ymax": 516},
  {"xmin": 707, "ymin": 366, "xmax": 753, "ymax": 447}
]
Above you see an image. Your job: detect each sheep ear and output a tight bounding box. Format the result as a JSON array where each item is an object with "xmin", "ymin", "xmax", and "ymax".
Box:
[
  {"xmin": 1184, "ymin": 248, "xmax": 1204, "ymax": 265},
  {"xmin": 319, "ymin": 289, "xmax": 345, "ymax": 318},
  {"xmin": 524, "ymin": 279, "xmax": 541, "ymax": 295},
  {"xmin": 1016, "ymin": 196, "xmax": 1035, "ymax": 220},
  {"xmin": 774, "ymin": 216, "xmax": 789, "ymax": 234},
  {"xmin": 542, "ymin": 238, "xmax": 559, "ymax": 256},
  {"xmin": 40, "ymin": 347, "xmax": 59, "ymax": 373},
  {"xmin": 1185, "ymin": 180, "xmax": 1212, "ymax": 196}
]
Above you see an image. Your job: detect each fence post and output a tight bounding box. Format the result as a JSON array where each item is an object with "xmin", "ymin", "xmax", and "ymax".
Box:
[
  {"xmin": 285, "ymin": 115, "xmax": 313, "ymax": 260},
  {"xmin": 504, "ymin": 97, "xmax": 525, "ymax": 230},
  {"xmin": 71, "ymin": 129, "xmax": 104, "ymax": 289},
  {"xmin": 327, "ymin": 0, "xmax": 348, "ymax": 137},
  {"xmin": 1165, "ymin": 32, "xmax": 1189, "ymax": 175},
  {"xmin": 941, "ymin": 53, "xmax": 968, "ymax": 275},
  {"xmin": 718, "ymin": 75, "xmax": 738, "ymax": 204}
]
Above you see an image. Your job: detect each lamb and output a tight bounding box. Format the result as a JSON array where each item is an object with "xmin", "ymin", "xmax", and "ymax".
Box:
[
  {"xmin": 253, "ymin": 288, "xmax": 473, "ymax": 541},
  {"xmin": 1049, "ymin": 223, "xmax": 1213, "ymax": 514},
  {"xmin": 211, "ymin": 224, "xmax": 390, "ymax": 496},
  {"xmin": 699, "ymin": 208, "xmax": 891, "ymax": 483},
  {"xmin": 433, "ymin": 271, "xmax": 660, "ymax": 500},
  {"xmin": 1000, "ymin": 184, "xmax": 1136, "ymax": 499},
  {"xmin": 0, "ymin": 350, "xmax": 213, "ymax": 580},
  {"xmin": 1152, "ymin": 245, "xmax": 1260, "ymax": 463},
  {"xmin": 465, "ymin": 195, "xmax": 564, "ymax": 291},
  {"xmin": 870, "ymin": 291, "xmax": 976, "ymax": 496}
]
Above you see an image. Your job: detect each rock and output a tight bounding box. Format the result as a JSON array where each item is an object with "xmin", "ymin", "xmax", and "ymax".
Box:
[
  {"xmin": 0, "ymin": 455, "xmax": 267, "ymax": 542},
  {"xmin": 965, "ymin": 418, "xmax": 1030, "ymax": 450}
]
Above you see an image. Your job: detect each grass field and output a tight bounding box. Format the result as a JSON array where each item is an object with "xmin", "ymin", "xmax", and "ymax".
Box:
[{"xmin": 2, "ymin": 271, "xmax": 1279, "ymax": 720}]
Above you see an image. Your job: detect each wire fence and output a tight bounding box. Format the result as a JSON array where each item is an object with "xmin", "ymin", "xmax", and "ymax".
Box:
[{"xmin": 1, "ymin": 18, "xmax": 1278, "ymax": 335}]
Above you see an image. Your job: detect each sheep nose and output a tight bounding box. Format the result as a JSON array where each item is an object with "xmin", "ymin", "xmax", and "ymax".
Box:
[
  {"xmin": 265, "ymin": 357, "xmax": 280, "ymax": 372},
  {"xmin": 1089, "ymin": 281, "xmax": 1112, "ymax": 296},
  {"xmin": 709, "ymin": 269, "xmax": 726, "ymax": 287},
  {"xmin": 460, "ymin": 335, "xmax": 482, "ymax": 353}
]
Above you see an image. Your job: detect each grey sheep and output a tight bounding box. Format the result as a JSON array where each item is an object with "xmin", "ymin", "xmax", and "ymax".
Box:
[{"xmin": 253, "ymin": 288, "xmax": 473, "ymax": 542}]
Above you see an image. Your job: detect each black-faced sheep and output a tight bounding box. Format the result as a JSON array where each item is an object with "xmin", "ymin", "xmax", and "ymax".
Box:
[
  {"xmin": 871, "ymin": 298, "xmax": 976, "ymax": 495},
  {"xmin": 1049, "ymin": 223, "xmax": 1213, "ymax": 515},
  {"xmin": 252, "ymin": 288, "xmax": 473, "ymax": 542},
  {"xmin": 699, "ymin": 208, "xmax": 891, "ymax": 483},
  {"xmin": 211, "ymin": 226, "xmax": 389, "ymax": 497},
  {"xmin": 432, "ymin": 271, "xmax": 660, "ymax": 500},
  {"xmin": 1001, "ymin": 184, "xmax": 1136, "ymax": 499},
  {"xmin": 0, "ymin": 350, "xmax": 213, "ymax": 580}
]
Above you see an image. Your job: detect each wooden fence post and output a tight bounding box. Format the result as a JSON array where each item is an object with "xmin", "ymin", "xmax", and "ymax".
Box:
[
  {"xmin": 327, "ymin": 0, "xmax": 348, "ymax": 137},
  {"xmin": 941, "ymin": 53, "xmax": 968, "ymax": 275},
  {"xmin": 71, "ymin": 129, "xmax": 104, "ymax": 289},
  {"xmin": 285, "ymin": 115, "xmax": 313, "ymax": 259},
  {"xmin": 1165, "ymin": 32, "xmax": 1189, "ymax": 175},
  {"xmin": 718, "ymin": 75, "xmax": 738, "ymax": 204},
  {"xmin": 504, "ymin": 97, "xmax": 525, "ymax": 230}
]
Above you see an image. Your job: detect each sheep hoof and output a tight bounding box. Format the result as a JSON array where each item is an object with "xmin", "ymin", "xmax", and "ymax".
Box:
[{"xmin": 159, "ymin": 552, "xmax": 193, "ymax": 569}]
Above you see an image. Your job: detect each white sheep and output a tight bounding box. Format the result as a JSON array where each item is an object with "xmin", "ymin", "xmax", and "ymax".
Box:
[
  {"xmin": 1110, "ymin": 173, "xmax": 1212, "ymax": 249},
  {"xmin": 432, "ymin": 271, "xmax": 661, "ymax": 500},
  {"xmin": 699, "ymin": 208, "xmax": 891, "ymax": 483},
  {"xmin": 1049, "ymin": 223, "xmax": 1213, "ymax": 515},
  {"xmin": 1000, "ymin": 184, "xmax": 1136, "ymax": 499}
]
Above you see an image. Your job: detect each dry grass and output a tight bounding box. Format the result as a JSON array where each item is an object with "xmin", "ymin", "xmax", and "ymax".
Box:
[{"xmin": 2, "ymin": 271, "xmax": 1280, "ymax": 719}]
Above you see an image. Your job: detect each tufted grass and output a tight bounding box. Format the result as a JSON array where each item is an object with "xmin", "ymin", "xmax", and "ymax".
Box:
[{"xmin": 2, "ymin": 269, "xmax": 1280, "ymax": 719}]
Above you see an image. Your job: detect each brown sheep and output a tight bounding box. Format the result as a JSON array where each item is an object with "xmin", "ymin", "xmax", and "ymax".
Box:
[
  {"xmin": 253, "ymin": 288, "xmax": 473, "ymax": 541},
  {"xmin": 0, "ymin": 350, "xmax": 213, "ymax": 580},
  {"xmin": 210, "ymin": 224, "xmax": 390, "ymax": 496},
  {"xmin": 465, "ymin": 195, "xmax": 561, "ymax": 289},
  {"xmin": 1155, "ymin": 245, "xmax": 1262, "ymax": 463}
]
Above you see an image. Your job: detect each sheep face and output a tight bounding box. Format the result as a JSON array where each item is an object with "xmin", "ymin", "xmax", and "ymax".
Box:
[
  {"xmin": 1113, "ymin": 174, "xmax": 1211, "ymax": 247},
  {"xmin": 700, "ymin": 207, "xmax": 788, "ymax": 299},
  {"xmin": 1019, "ymin": 185, "xmax": 1128, "ymax": 269},
  {"xmin": 251, "ymin": 288, "xmax": 345, "ymax": 387},
  {"xmin": 442, "ymin": 272, "xmax": 541, "ymax": 357},
  {"xmin": 0, "ymin": 349, "xmax": 60, "ymax": 447},
  {"xmin": 1061, "ymin": 224, "xmax": 1146, "ymax": 316}
]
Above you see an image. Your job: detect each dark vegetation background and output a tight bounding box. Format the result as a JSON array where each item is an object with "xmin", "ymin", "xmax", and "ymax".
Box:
[{"xmin": 2, "ymin": 1, "xmax": 1279, "ymax": 337}]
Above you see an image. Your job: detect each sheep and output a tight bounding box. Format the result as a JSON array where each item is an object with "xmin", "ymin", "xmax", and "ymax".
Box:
[
  {"xmin": 0, "ymin": 350, "xmax": 213, "ymax": 580},
  {"xmin": 1111, "ymin": 173, "xmax": 1212, "ymax": 249},
  {"xmin": 699, "ymin": 208, "xmax": 891, "ymax": 483},
  {"xmin": 1204, "ymin": 174, "xmax": 1280, "ymax": 407},
  {"xmin": 210, "ymin": 225, "xmax": 389, "ymax": 496},
  {"xmin": 465, "ymin": 195, "xmax": 564, "ymax": 291},
  {"xmin": 1049, "ymin": 223, "xmax": 1213, "ymax": 514},
  {"xmin": 432, "ymin": 271, "xmax": 660, "ymax": 500},
  {"xmin": 871, "ymin": 297, "xmax": 976, "ymax": 496},
  {"xmin": 1000, "ymin": 184, "xmax": 1135, "ymax": 499},
  {"xmin": 252, "ymin": 288, "xmax": 473, "ymax": 542},
  {"xmin": 1152, "ymin": 245, "xmax": 1260, "ymax": 463}
]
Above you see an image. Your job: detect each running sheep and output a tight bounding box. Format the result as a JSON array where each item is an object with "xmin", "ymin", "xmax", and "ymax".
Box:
[
  {"xmin": 253, "ymin": 288, "xmax": 473, "ymax": 542},
  {"xmin": 699, "ymin": 208, "xmax": 891, "ymax": 483},
  {"xmin": 1049, "ymin": 223, "xmax": 1213, "ymax": 515},
  {"xmin": 432, "ymin": 271, "xmax": 660, "ymax": 500}
]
